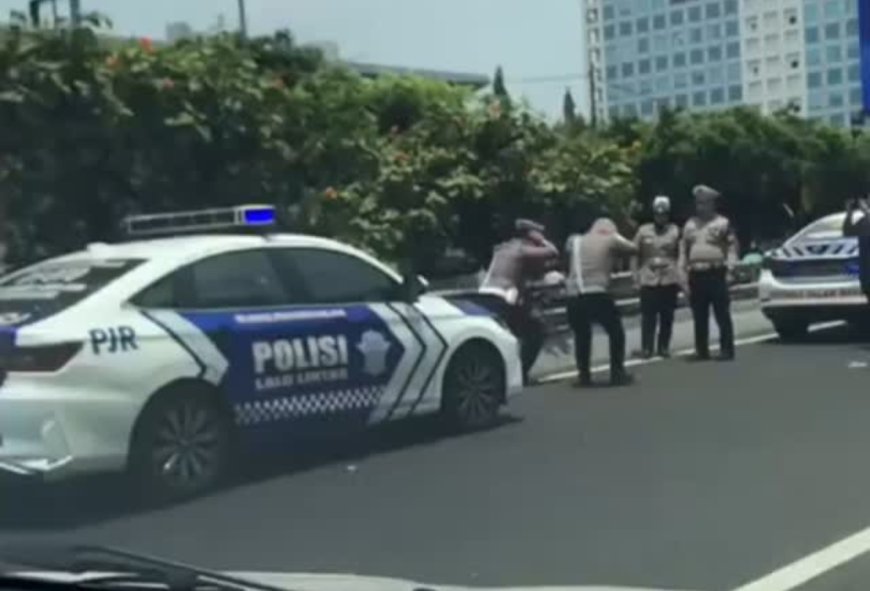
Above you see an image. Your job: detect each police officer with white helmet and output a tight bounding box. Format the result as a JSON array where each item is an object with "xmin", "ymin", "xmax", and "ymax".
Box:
[{"xmin": 632, "ymin": 195, "xmax": 681, "ymax": 359}]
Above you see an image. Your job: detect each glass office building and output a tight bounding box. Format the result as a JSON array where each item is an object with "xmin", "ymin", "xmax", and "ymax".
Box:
[{"xmin": 586, "ymin": 0, "xmax": 868, "ymax": 128}]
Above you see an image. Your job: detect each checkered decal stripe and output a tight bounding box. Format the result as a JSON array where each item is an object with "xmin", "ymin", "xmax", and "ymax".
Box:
[{"xmin": 234, "ymin": 386, "xmax": 385, "ymax": 426}]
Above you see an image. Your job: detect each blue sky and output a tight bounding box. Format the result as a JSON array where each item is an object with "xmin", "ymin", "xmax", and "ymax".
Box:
[{"xmin": 0, "ymin": 0, "xmax": 589, "ymax": 119}]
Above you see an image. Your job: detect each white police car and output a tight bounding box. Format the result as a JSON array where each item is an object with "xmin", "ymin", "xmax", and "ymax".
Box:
[
  {"xmin": 0, "ymin": 205, "xmax": 523, "ymax": 499},
  {"xmin": 759, "ymin": 211, "xmax": 867, "ymax": 340}
]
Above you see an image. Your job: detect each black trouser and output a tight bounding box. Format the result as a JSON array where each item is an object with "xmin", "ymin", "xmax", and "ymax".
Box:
[
  {"xmin": 640, "ymin": 284, "xmax": 679, "ymax": 354},
  {"xmin": 688, "ymin": 268, "xmax": 734, "ymax": 357},
  {"xmin": 504, "ymin": 302, "xmax": 545, "ymax": 380},
  {"xmin": 567, "ymin": 293, "xmax": 626, "ymax": 379}
]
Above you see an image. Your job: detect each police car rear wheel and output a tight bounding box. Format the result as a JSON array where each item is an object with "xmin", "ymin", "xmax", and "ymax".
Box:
[
  {"xmin": 131, "ymin": 391, "xmax": 231, "ymax": 501},
  {"xmin": 442, "ymin": 342, "xmax": 504, "ymax": 430}
]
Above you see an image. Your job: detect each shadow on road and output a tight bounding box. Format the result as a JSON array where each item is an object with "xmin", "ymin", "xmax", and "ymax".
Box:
[{"xmin": 0, "ymin": 413, "xmax": 522, "ymax": 533}]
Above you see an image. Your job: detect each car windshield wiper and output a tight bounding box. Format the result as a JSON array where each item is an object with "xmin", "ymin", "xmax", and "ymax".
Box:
[{"xmin": 0, "ymin": 544, "xmax": 293, "ymax": 591}]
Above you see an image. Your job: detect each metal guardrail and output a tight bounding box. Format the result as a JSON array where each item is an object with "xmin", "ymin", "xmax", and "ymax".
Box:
[{"xmin": 435, "ymin": 263, "xmax": 762, "ymax": 336}]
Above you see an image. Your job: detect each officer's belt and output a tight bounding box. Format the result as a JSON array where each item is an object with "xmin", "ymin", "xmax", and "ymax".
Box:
[{"xmin": 687, "ymin": 261, "xmax": 726, "ymax": 272}]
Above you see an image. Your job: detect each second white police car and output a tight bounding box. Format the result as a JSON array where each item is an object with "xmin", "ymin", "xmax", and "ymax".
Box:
[
  {"xmin": 759, "ymin": 211, "xmax": 868, "ymax": 340},
  {"xmin": 0, "ymin": 205, "xmax": 523, "ymax": 499}
]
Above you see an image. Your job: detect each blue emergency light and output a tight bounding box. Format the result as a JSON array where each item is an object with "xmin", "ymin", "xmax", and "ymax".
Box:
[{"xmin": 123, "ymin": 204, "xmax": 279, "ymax": 238}]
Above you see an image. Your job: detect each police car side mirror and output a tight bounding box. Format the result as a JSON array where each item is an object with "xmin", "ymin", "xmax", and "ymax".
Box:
[{"xmin": 401, "ymin": 273, "xmax": 427, "ymax": 302}]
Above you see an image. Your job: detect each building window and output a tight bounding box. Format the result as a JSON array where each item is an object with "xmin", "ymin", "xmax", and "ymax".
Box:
[
  {"xmin": 675, "ymin": 94, "xmax": 689, "ymax": 108},
  {"xmin": 826, "ymin": 45, "xmax": 843, "ymax": 62},
  {"xmin": 706, "ymin": 3, "xmax": 721, "ymax": 19},
  {"xmin": 727, "ymin": 62, "xmax": 741, "ymax": 81},
  {"xmin": 725, "ymin": 20, "xmax": 739, "ymax": 37},
  {"xmin": 849, "ymin": 64, "xmax": 861, "ymax": 82},
  {"xmin": 653, "ymin": 14, "xmax": 666, "ymax": 29},
  {"xmin": 670, "ymin": 10, "xmax": 684, "ymax": 26},
  {"xmin": 784, "ymin": 9, "xmax": 798, "ymax": 26},
  {"xmin": 606, "ymin": 65, "xmax": 618, "ymax": 80},
  {"xmin": 851, "ymin": 87, "xmax": 863, "ymax": 105},
  {"xmin": 827, "ymin": 68, "xmax": 844, "ymax": 85},
  {"xmin": 728, "ymin": 85, "xmax": 742, "ymax": 101},
  {"xmin": 691, "ymin": 49, "xmax": 704, "ymax": 65},
  {"xmin": 693, "ymin": 91, "xmax": 707, "ymax": 106},
  {"xmin": 808, "ymin": 92, "xmax": 825, "ymax": 110},
  {"xmin": 609, "ymin": 106, "xmax": 621, "ymax": 119},
  {"xmin": 726, "ymin": 41, "xmax": 740, "ymax": 58},
  {"xmin": 708, "ymin": 46, "xmax": 723, "ymax": 61},
  {"xmin": 655, "ymin": 76, "xmax": 670, "ymax": 92},
  {"xmin": 639, "ymin": 59, "xmax": 652, "ymax": 74},
  {"xmin": 640, "ymin": 79, "xmax": 653, "ymax": 95},
  {"xmin": 808, "ymin": 72, "xmax": 822, "ymax": 88},
  {"xmin": 656, "ymin": 56, "xmax": 668, "ymax": 71},
  {"xmin": 711, "ymin": 87, "xmax": 725, "ymax": 104},
  {"xmin": 689, "ymin": 5, "xmax": 702, "ymax": 22},
  {"xmin": 708, "ymin": 65, "xmax": 723, "ymax": 84},
  {"xmin": 674, "ymin": 52, "xmax": 687, "ymax": 67},
  {"xmin": 653, "ymin": 34, "xmax": 669, "ymax": 52},
  {"xmin": 825, "ymin": 23, "xmax": 840, "ymax": 40},
  {"xmin": 848, "ymin": 41, "xmax": 859, "ymax": 60},
  {"xmin": 765, "ymin": 33, "xmax": 779, "ymax": 51},
  {"xmin": 824, "ymin": 0, "xmax": 842, "ymax": 19},
  {"xmin": 637, "ymin": 17, "xmax": 650, "ymax": 33},
  {"xmin": 708, "ymin": 23, "xmax": 722, "ymax": 40},
  {"xmin": 673, "ymin": 31, "xmax": 685, "ymax": 46},
  {"xmin": 623, "ymin": 104, "xmax": 638, "ymax": 117},
  {"xmin": 604, "ymin": 25, "xmax": 615, "ymax": 40},
  {"xmin": 692, "ymin": 70, "xmax": 706, "ymax": 85},
  {"xmin": 763, "ymin": 11, "xmax": 778, "ymax": 28},
  {"xmin": 641, "ymin": 100, "xmax": 654, "ymax": 116},
  {"xmin": 805, "ymin": 27, "xmax": 819, "ymax": 44},
  {"xmin": 622, "ymin": 62, "xmax": 635, "ymax": 77},
  {"xmin": 829, "ymin": 92, "xmax": 844, "ymax": 108},
  {"xmin": 748, "ymin": 59, "xmax": 761, "ymax": 77},
  {"xmin": 603, "ymin": 5, "xmax": 615, "ymax": 20},
  {"xmin": 690, "ymin": 27, "xmax": 703, "ymax": 44},
  {"xmin": 807, "ymin": 48, "xmax": 821, "ymax": 67},
  {"xmin": 675, "ymin": 72, "xmax": 688, "ymax": 88},
  {"xmin": 786, "ymin": 73, "xmax": 802, "ymax": 91},
  {"xmin": 830, "ymin": 113, "xmax": 845, "ymax": 127},
  {"xmin": 804, "ymin": 4, "xmax": 818, "ymax": 24},
  {"xmin": 639, "ymin": 37, "xmax": 650, "ymax": 53},
  {"xmin": 724, "ymin": 0, "xmax": 737, "ymax": 15},
  {"xmin": 768, "ymin": 99, "xmax": 784, "ymax": 112},
  {"xmin": 619, "ymin": 21, "xmax": 633, "ymax": 36},
  {"xmin": 746, "ymin": 16, "xmax": 759, "ymax": 33},
  {"xmin": 767, "ymin": 77, "xmax": 782, "ymax": 92},
  {"xmin": 847, "ymin": 18, "xmax": 858, "ymax": 37}
]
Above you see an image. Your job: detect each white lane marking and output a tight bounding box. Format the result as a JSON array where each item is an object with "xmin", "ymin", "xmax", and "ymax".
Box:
[
  {"xmin": 730, "ymin": 524, "xmax": 870, "ymax": 591},
  {"xmin": 537, "ymin": 321, "xmax": 845, "ymax": 384}
]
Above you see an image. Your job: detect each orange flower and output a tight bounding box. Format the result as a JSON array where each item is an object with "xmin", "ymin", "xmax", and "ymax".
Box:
[
  {"xmin": 323, "ymin": 186, "xmax": 339, "ymax": 201},
  {"xmin": 139, "ymin": 37, "xmax": 154, "ymax": 53}
]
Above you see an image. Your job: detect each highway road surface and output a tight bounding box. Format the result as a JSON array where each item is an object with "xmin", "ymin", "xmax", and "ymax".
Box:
[{"xmin": 4, "ymin": 307, "xmax": 870, "ymax": 591}]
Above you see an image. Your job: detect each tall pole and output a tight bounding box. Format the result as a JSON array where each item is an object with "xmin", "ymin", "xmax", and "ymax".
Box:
[
  {"xmin": 69, "ymin": 0, "xmax": 81, "ymax": 26},
  {"xmin": 237, "ymin": 0, "xmax": 248, "ymax": 38},
  {"xmin": 588, "ymin": 62, "xmax": 598, "ymax": 128}
]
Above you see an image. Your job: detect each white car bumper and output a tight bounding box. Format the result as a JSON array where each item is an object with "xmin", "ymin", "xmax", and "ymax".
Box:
[
  {"xmin": 758, "ymin": 269, "xmax": 867, "ymax": 322},
  {"xmin": 0, "ymin": 377, "xmax": 140, "ymax": 481}
]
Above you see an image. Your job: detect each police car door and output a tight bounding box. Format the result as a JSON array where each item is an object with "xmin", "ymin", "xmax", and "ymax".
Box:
[{"xmin": 268, "ymin": 246, "xmax": 440, "ymax": 429}]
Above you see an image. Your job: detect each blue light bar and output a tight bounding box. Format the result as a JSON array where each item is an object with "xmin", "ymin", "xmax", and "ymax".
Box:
[
  {"xmin": 846, "ymin": 261, "xmax": 861, "ymax": 276},
  {"xmin": 124, "ymin": 204, "xmax": 278, "ymax": 238}
]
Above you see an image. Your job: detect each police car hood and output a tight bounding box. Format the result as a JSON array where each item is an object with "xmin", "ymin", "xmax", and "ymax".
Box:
[{"xmin": 230, "ymin": 572, "xmax": 694, "ymax": 591}]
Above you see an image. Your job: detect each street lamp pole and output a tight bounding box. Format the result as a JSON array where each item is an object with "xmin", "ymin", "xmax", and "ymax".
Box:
[{"xmin": 237, "ymin": 0, "xmax": 248, "ymax": 38}]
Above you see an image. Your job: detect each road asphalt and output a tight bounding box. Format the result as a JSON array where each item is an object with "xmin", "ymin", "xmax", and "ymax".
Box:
[{"xmin": 3, "ymin": 307, "xmax": 870, "ymax": 591}]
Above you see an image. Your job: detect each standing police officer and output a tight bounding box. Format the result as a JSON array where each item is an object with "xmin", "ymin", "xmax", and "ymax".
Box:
[
  {"xmin": 632, "ymin": 195, "xmax": 681, "ymax": 359},
  {"xmin": 843, "ymin": 196, "xmax": 870, "ymax": 302},
  {"xmin": 480, "ymin": 219, "xmax": 559, "ymax": 382},
  {"xmin": 565, "ymin": 212, "xmax": 638, "ymax": 387},
  {"xmin": 680, "ymin": 185, "xmax": 739, "ymax": 361}
]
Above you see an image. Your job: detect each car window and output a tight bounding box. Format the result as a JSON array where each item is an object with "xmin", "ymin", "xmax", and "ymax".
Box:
[
  {"xmin": 136, "ymin": 250, "xmax": 287, "ymax": 309},
  {"xmin": 271, "ymin": 248, "xmax": 399, "ymax": 304},
  {"xmin": 0, "ymin": 258, "xmax": 144, "ymax": 325}
]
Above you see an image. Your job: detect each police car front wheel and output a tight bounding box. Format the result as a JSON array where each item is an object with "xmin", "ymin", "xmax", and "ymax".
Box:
[
  {"xmin": 129, "ymin": 387, "xmax": 232, "ymax": 501},
  {"xmin": 441, "ymin": 341, "xmax": 505, "ymax": 430}
]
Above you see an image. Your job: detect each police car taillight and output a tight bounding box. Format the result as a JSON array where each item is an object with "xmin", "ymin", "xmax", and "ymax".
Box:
[{"xmin": 0, "ymin": 342, "xmax": 83, "ymax": 372}]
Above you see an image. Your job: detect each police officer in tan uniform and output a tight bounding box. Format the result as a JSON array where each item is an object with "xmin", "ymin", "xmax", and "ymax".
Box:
[
  {"xmin": 565, "ymin": 212, "xmax": 638, "ymax": 387},
  {"xmin": 480, "ymin": 219, "xmax": 559, "ymax": 382},
  {"xmin": 632, "ymin": 195, "xmax": 681, "ymax": 359},
  {"xmin": 680, "ymin": 185, "xmax": 739, "ymax": 361}
]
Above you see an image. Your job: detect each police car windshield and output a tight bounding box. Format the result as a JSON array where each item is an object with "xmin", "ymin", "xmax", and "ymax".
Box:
[
  {"xmin": 791, "ymin": 215, "xmax": 849, "ymax": 242},
  {"xmin": 0, "ymin": 258, "xmax": 144, "ymax": 324}
]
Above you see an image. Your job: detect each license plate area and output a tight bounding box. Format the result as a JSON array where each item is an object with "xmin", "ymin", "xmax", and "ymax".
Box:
[{"xmin": 775, "ymin": 287, "xmax": 864, "ymax": 300}]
